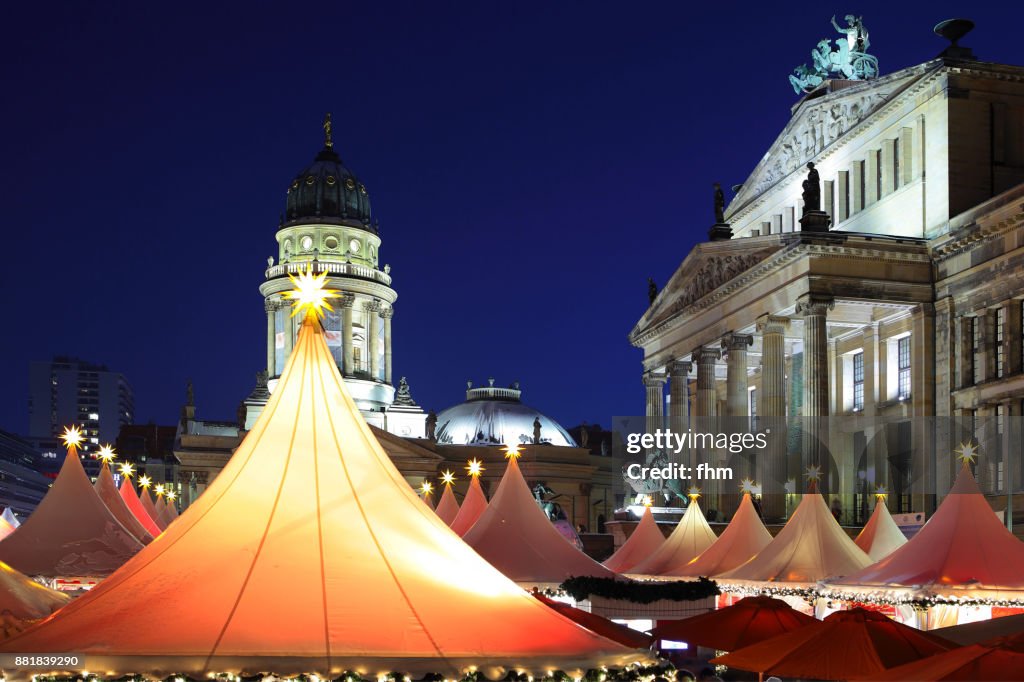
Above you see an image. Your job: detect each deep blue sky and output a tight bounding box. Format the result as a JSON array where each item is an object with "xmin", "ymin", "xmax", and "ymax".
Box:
[{"xmin": 1, "ymin": 2, "xmax": 1019, "ymax": 435}]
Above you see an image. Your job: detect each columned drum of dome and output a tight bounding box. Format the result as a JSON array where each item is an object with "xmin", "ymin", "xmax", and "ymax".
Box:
[
  {"xmin": 435, "ymin": 381, "xmax": 578, "ymax": 447},
  {"xmin": 259, "ymin": 116, "xmax": 400, "ymax": 419}
]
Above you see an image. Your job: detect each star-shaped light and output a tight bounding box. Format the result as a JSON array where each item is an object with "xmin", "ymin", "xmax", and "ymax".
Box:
[
  {"xmin": 503, "ymin": 444, "xmax": 521, "ymax": 460},
  {"xmin": 139, "ymin": 475, "xmax": 152, "ymax": 489},
  {"xmin": 955, "ymin": 441, "xmax": 978, "ymax": 465},
  {"xmin": 874, "ymin": 485, "xmax": 889, "ymax": 501},
  {"xmin": 118, "ymin": 462, "xmax": 135, "ymax": 478},
  {"xmin": 804, "ymin": 465, "xmax": 822, "ymax": 482},
  {"xmin": 154, "ymin": 483, "xmax": 166, "ymax": 497},
  {"xmin": 687, "ymin": 486, "xmax": 702, "ymax": 502},
  {"xmin": 466, "ymin": 458, "xmax": 484, "ymax": 477},
  {"xmin": 440, "ymin": 470, "xmax": 456, "ymax": 486},
  {"xmin": 283, "ymin": 264, "xmax": 339, "ymax": 319},
  {"xmin": 420, "ymin": 481, "xmax": 434, "ymax": 497},
  {"xmin": 166, "ymin": 490, "xmax": 177, "ymax": 502},
  {"xmin": 97, "ymin": 444, "xmax": 116, "ymax": 465},
  {"xmin": 60, "ymin": 425, "xmax": 84, "ymax": 451},
  {"xmin": 739, "ymin": 477, "xmax": 757, "ymax": 494},
  {"xmin": 642, "ymin": 495, "xmax": 653, "ymax": 507}
]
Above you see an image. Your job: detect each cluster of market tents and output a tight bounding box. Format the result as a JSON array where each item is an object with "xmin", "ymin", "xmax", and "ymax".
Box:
[{"xmin": 0, "ymin": 282, "xmax": 1022, "ymax": 680}]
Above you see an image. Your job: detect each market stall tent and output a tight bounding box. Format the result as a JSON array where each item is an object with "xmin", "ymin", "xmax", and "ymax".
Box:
[
  {"xmin": 602, "ymin": 505, "xmax": 665, "ymax": 574},
  {"xmin": 448, "ymin": 472, "xmax": 488, "ymax": 536},
  {"xmin": 94, "ymin": 462, "xmax": 154, "ymax": 544},
  {"xmin": 666, "ymin": 492, "xmax": 771, "ymax": 578},
  {"xmin": 0, "ymin": 311, "xmax": 647, "ymax": 678},
  {"xmin": 854, "ymin": 498, "xmax": 907, "ymax": 562},
  {"xmin": 118, "ymin": 478, "xmax": 162, "ymax": 538},
  {"xmin": 629, "ymin": 497, "xmax": 717, "ymax": 576},
  {"xmin": 434, "ymin": 481, "xmax": 460, "ymax": 525}
]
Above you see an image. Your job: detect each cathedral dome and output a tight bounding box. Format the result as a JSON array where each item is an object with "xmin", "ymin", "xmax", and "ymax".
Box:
[
  {"xmin": 284, "ymin": 116, "xmax": 375, "ymax": 231},
  {"xmin": 434, "ymin": 381, "xmax": 578, "ymax": 447}
]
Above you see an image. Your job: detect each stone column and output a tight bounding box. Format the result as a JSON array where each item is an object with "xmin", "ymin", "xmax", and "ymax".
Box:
[
  {"xmin": 911, "ymin": 303, "xmax": 936, "ymax": 514},
  {"xmin": 264, "ymin": 298, "xmax": 277, "ymax": 377},
  {"xmin": 668, "ymin": 359, "xmax": 692, "ymax": 465},
  {"xmin": 797, "ymin": 294, "xmax": 834, "ymax": 489},
  {"xmin": 283, "ymin": 299, "xmax": 294, "ymax": 363},
  {"xmin": 722, "ymin": 334, "xmax": 753, "ymax": 418},
  {"xmin": 1003, "ymin": 300, "xmax": 1022, "ymax": 377},
  {"xmin": 862, "ymin": 323, "xmax": 888, "ymax": 492},
  {"xmin": 341, "ymin": 294, "xmax": 355, "ymax": 376},
  {"xmin": 382, "ymin": 307, "xmax": 394, "ymax": 384},
  {"xmin": 643, "ymin": 372, "xmax": 667, "ymax": 437},
  {"xmin": 757, "ymin": 315, "xmax": 789, "ymax": 519},
  {"xmin": 693, "ymin": 346, "xmax": 722, "ymax": 511},
  {"xmin": 366, "ymin": 301, "xmax": 381, "ymax": 381}
]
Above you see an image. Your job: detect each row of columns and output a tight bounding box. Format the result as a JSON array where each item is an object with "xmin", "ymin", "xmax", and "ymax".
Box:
[{"xmin": 265, "ymin": 295, "xmax": 394, "ymax": 385}]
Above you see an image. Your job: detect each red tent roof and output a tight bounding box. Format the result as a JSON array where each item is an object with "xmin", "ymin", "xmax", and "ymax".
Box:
[
  {"xmin": 449, "ymin": 475, "xmax": 487, "ymax": 536},
  {"xmin": 435, "ymin": 483, "xmax": 460, "ymax": 525},
  {"xmin": 854, "ymin": 500, "xmax": 907, "ymax": 562},
  {"xmin": 829, "ymin": 464, "xmax": 1024, "ymax": 601},
  {"xmin": 0, "ymin": 448, "xmax": 144, "ymax": 578},
  {"xmin": 629, "ymin": 499, "xmax": 717, "ymax": 575},
  {"xmin": 649, "ymin": 595, "xmax": 815, "ymax": 651},
  {"xmin": 141, "ymin": 489, "xmax": 164, "ymax": 530},
  {"xmin": 532, "ymin": 592, "xmax": 654, "ymax": 649},
  {"xmin": 462, "ymin": 456, "xmax": 615, "ymax": 585},
  {"xmin": 602, "ymin": 506, "xmax": 665, "ymax": 574},
  {"xmin": 0, "ymin": 316, "xmax": 647, "ymax": 678},
  {"xmin": 667, "ymin": 493, "xmax": 772, "ymax": 578},
  {"xmin": 94, "ymin": 463, "xmax": 154, "ymax": 544},
  {"xmin": 859, "ymin": 631, "xmax": 1024, "ymax": 681},
  {"xmin": 717, "ymin": 491, "xmax": 870, "ymax": 587},
  {"xmin": 118, "ymin": 478, "xmax": 163, "ymax": 538}
]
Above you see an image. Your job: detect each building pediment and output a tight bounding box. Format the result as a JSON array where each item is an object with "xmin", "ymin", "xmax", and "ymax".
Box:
[
  {"xmin": 726, "ymin": 61, "xmax": 940, "ymax": 218},
  {"xmin": 632, "ymin": 239, "xmax": 783, "ymax": 343}
]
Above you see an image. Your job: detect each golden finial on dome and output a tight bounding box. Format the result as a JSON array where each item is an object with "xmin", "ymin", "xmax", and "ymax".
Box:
[{"xmin": 323, "ymin": 113, "xmax": 333, "ymax": 149}]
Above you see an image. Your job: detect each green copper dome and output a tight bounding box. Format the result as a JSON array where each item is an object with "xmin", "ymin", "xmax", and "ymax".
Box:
[{"xmin": 284, "ymin": 119, "xmax": 375, "ymax": 232}]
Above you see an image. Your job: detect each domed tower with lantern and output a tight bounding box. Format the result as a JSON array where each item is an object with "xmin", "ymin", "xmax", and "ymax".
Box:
[{"xmin": 255, "ymin": 115, "xmax": 424, "ymax": 436}]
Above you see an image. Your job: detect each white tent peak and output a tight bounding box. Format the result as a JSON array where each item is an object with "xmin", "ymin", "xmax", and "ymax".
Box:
[
  {"xmin": 0, "ymin": 315, "xmax": 646, "ymax": 677},
  {"xmin": 854, "ymin": 500, "xmax": 907, "ymax": 562},
  {"xmin": 434, "ymin": 483, "xmax": 460, "ymax": 525},
  {"xmin": 603, "ymin": 506, "xmax": 665, "ymax": 574},
  {"xmin": 667, "ymin": 492, "xmax": 772, "ymax": 578},
  {"xmin": 629, "ymin": 498, "xmax": 717, "ymax": 576},
  {"xmin": 449, "ymin": 475, "xmax": 488, "ymax": 536}
]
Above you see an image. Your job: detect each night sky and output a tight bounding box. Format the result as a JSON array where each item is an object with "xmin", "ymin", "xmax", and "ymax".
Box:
[{"xmin": 2, "ymin": 2, "xmax": 1019, "ymax": 436}]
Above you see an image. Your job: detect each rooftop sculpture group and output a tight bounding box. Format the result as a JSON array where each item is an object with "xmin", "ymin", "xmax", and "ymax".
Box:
[{"xmin": 790, "ymin": 15, "xmax": 879, "ymax": 94}]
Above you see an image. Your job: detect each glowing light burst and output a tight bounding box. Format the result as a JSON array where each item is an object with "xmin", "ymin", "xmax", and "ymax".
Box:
[
  {"xmin": 97, "ymin": 444, "xmax": 116, "ymax": 464},
  {"xmin": 154, "ymin": 484, "xmax": 166, "ymax": 497},
  {"xmin": 419, "ymin": 481, "xmax": 434, "ymax": 497},
  {"xmin": 739, "ymin": 477, "xmax": 757, "ymax": 494},
  {"xmin": 60, "ymin": 425, "xmax": 84, "ymax": 451},
  {"xmin": 166, "ymin": 490, "xmax": 177, "ymax": 502},
  {"xmin": 955, "ymin": 441, "xmax": 979, "ymax": 465},
  {"xmin": 139, "ymin": 475, "xmax": 152, "ymax": 489},
  {"xmin": 283, "ymin": 265, "xmax": 339, "ymax": 319},
  {"xmin": 687, "ymin": 486, "xmax": 702, "ymax": 502},
  {"xmin": 503, "ymin": 444, "xmax": 521, "ymax": 460},
  {"xmin": 642, "ymin": 495, "xmax": 653, "ymax": 507},
  {"xmin": 440, "ymin": 470, "xmax": 455, "ymax": 486},
  {"xmin": 874, "ymin": 485, "xmax": 889, "ymax": 501},
  {"xmin": 118, "ymin": 462, "xmax": 135, "ymax": 478},
  {"xmin": 466, "ymin": 459, "xmax": 484, "ymax": 477},
  {"xmin": 804, "ymin": 465, "xmax": 823, "ymax": 482}
]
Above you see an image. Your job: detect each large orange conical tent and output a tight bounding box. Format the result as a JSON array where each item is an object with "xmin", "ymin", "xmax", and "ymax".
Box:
[
  {"xmin": 94, "ymin": 461, "xmax": 154, "ymax": 544},
  {"xmin": 0, "ymin": 301, "xmax": 647, "ymax": 677},
  {"xmin": 666, "ymin": 492, "xmax": 771, "ymax": 578},
  {"xmin": 717, "ymin": 485, "xmax": 870, "ymax": 588},
  {"xmin": 602, "ymin": 504, "xmax": 665, "ymax": 574},
  {"xmin": 462, "ymin": 453, "xmax": 615, "ymax": 585},
  {"xmin": 827, "ymin": 460, "xmax": 1024, "ymax": 603},
  {"xmin": 854, "ymin": 496, "xmax": 907, "ymax": 562},
  {"xmin": 0, "ymin": 442, "xmax": 144, "ymax": 578},
  {"xmin": 629, "ymin": 495, "xmax": 717, "ymax": 576},
  {"xmin": 449, "ymin": 465, "xmax": 488, "ymax": 536}
]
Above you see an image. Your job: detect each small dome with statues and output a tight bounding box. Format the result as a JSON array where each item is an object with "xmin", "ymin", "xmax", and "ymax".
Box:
[
  {"xmin": 434, "ymin": 379, "xmax": 578, "ymax": 447},
  {"xmin": 284, "ymin": 114, "xmax": 375, "ymax": 232}
]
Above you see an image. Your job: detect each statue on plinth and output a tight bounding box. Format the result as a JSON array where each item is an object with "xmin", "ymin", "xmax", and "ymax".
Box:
[
  {"xmin": 648, "ymin": 277, "xmax": 658, "ymax": 305},
  {"xmin": 425, "ymin": 410, "xmax": 437, "ymax": 442},
  {"xmin": 533, "ymin": 417, "xmax": 542, "ymax": 444},
  {"xmin": 802, "ymin": 162, "xmax": 821, "ymax": 215},
  {"xmin": 713, "ymin": 182, "xmax": 726, "ymax": 223}
]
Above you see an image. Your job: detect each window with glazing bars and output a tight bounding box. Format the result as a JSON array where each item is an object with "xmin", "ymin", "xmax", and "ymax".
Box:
[
  {"xmin": 897, "ymin": 337, "xmax": 911, "ymax": 399},
  {"xmin": 973, "ymin": 316, "xmax": 983, "ymax": 384},
  {"xmin": 996, "ymin": 307, "xmax": 1006, "ymax": 378},
  {"xmin": 853, "ymin": 352, "xmax": 864, "ymax": 410}
]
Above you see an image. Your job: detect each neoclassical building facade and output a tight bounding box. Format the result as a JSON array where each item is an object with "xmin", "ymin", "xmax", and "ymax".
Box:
[{"xmin": 631, "ymin": 43, "xmax": 1024, "ymax": 525}]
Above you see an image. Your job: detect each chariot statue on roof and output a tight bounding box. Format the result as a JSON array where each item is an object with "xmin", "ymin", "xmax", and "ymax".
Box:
[{"xmin": 789, "ymin": 15, "xmax": 878, "ymax": 94}]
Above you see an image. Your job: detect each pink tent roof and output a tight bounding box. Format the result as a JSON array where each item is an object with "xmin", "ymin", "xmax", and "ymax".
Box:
[
  {"xmin": 718, "ymin": 491, "xmax": 871, "ymax": 587},
  {"xmin": 828, "ymin": 464, "xmax": 1024, "ymax": 601},
  {"xmin": 629, "ymin": 499, "xmax": 718, "ymax": 575},
  {"xmin": 0, "ymin": 449, "xmax": 144, "ymax": 578},
  {"xmin": 435, "ymin": 483, "xmax": 460, "ymax": 525},
  {"xmin": 0, "ymin": 316, "xmax": 647, "ymax": 678},
  {"xmin": 94, "ymin": 463, "xmax": 154, "ymax": 544},
  {"xmin": 156, "ymin": 500, "xmax": 177, "ymax": 529},
  {"xmin": 602, "ymin": 506, "xmax": 665, "ymax": 573},
  {"xmin": 140, "ymin": 487, "xmax": 164, "ymax": 529},
  {"xmin": 667, "ymin": 493, "xmax": 772, "ymax": 578},
  {"xmin": 2, "ymin": 508, "xmax": 20, "ymax": 528},
  {"xmin": 854, "ymin": 500, "xmax": 907, "ymax": 562},
  {"xmin": 449, "ymin": 475, "xmax": 488, "ymax": 536},
  {"xmin": 421, "ymin": 491, "xmax": 435, "ymax": 510},
  {"xmin": 0, "ymin": 517, "xmax": 15, "ymax": 543},
  {"xmin": 462, "ymin": 456, "xmax": 615, "ymax": 585},
  {"xmin": 119, "ymin": 479, "xmax": 163, "ymax": 538},
  {"xmin": 0, "ymin": 561, "xmax": 70, "ymax": 622}
]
